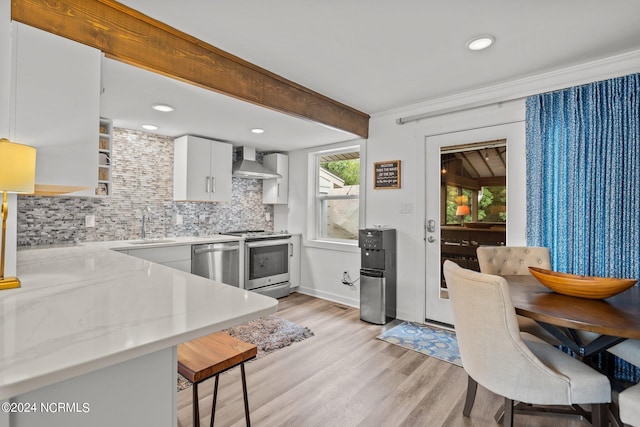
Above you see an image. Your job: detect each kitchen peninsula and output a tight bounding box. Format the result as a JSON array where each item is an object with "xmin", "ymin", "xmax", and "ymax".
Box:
[{"xmin": 0, "ymin": 237, "xmax": 277, "ymax": 427}]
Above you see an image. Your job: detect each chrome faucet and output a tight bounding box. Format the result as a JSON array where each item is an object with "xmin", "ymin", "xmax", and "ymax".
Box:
[{"xmin": 141, "ymin": 207, "xmax": 152, "ymax": 239}]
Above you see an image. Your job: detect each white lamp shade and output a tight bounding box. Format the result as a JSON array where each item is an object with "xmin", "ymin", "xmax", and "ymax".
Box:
[{"xmin": 0, "ymin": 138, "xmax": 36, "ymax": 193}]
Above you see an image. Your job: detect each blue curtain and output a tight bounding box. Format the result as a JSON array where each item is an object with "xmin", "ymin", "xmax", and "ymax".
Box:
[
  {"xmin": 527, "ymin": 73, "xmax": 640, "ymax": 276},
  {"xmin": 526, "ymin": 72, "xmax": 640, "ymax": 381}
]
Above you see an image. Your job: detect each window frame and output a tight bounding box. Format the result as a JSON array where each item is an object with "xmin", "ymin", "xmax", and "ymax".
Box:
[{"xmin": 306, "ymin": 142, "xmax": 364, "ymax": 252}]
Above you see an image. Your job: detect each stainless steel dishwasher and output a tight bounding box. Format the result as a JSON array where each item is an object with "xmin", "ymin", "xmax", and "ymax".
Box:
[{"xmin": 191, "ymin": 242, "xmax": 240, "ymax": 287}]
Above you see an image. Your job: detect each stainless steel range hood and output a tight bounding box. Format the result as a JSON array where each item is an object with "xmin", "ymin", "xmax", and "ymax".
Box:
[{"xmin": 232, "ymin": 146, "xmax": 281, "ymax": 179}]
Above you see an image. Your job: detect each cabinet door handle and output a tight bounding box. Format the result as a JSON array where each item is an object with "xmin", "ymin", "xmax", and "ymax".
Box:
[
  {"xmin": 206, "ymin": 176, "xmax": 211, "ymax": 193},
  {"xmin": 277, "ymin": 183, "xmax": 280, "ymax": 197},
  {"xmin": 289, "ymin": 242, "xmax": 293, "ymax": 257},
  {"xmin": 211, "ymin": 176, "xmax": 216, "ymax": 193}
]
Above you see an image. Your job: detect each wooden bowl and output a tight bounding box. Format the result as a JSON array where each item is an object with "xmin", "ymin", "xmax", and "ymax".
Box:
[{"xmin": 528, "ymin": 267, "xmax": 637, "ymax": 299}]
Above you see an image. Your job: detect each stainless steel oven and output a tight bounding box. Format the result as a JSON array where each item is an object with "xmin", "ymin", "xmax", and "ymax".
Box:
[{"xmin": 224, "ymin": 231, "xmax": 292, "ymax": 298}]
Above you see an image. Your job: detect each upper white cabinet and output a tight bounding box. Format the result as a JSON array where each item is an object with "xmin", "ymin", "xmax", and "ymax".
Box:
[
  {"xmin": 262, "ymin": 153, "xmax": 289, "ymax": 204},
  {"xmin": 173, "ymin": 135, "xmax": 232, "ymax": 202},
  {"xmin": 11, "ymin": 23, "xmax": 100, "ymax": 193}
]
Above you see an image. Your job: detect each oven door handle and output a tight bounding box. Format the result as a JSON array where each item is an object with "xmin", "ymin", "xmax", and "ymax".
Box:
[
  {"xmin": 193, "ymin": 245, "xmax": 238, "ymax": 255},
  {"xmin": 246, "ymin": 238, "xmax": 292, "ymax": 248}
]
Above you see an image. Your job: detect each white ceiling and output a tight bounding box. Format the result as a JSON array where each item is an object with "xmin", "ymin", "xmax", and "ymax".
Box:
[
  {"xmin": 100, "ymin": 58, "xmax": 357, "ymax": 151},
  {"xmin": 102, "ymin": 0, "xmax": 640, "ymax": 151}
]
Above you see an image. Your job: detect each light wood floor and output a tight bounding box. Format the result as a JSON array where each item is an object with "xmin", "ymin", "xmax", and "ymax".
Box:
[{"xmin": 177, "ymin": 292, "xmax": 590, "ymax": 427}]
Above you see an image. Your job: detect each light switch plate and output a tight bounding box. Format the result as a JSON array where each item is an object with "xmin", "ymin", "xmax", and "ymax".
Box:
[
  {"xmin": 85, "ymin": 215, "xmax": 95, "ymax": 228},
  {"xmin": 399, "ymin": 203, "xmax": 414, "ymax": 214},
  {"xmin": 176, "ymin": 214, "xmax": 183, "ymax": 225}
]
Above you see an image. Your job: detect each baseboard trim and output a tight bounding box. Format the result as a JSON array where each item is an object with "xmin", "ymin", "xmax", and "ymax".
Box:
[
  {"xmin": 294, "ymin": 286, "xmax": 359, "ymax": 308},
  {"xmin": 293, "ymin": 286, "xmax": 415, "ymax": 323}
]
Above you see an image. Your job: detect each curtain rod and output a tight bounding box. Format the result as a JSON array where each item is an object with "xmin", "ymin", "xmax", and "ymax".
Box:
[{"xmin": 396, "ymin": 96, "xmax": 526, "ymax": 125}]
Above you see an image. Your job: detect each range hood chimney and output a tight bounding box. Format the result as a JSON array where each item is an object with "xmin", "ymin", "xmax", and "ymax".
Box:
[{"xmin": 232, "ymin": 146, "xmax": 281, "ymax": 179}]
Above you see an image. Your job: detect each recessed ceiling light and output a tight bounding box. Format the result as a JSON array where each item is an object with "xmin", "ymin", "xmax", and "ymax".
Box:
[
  {"xmin": 142, "ymin": 124, "xmax": 158, "ymax": 130},
  {"xmin": 152, "ymin": 104, "xmax": 174, "ymax": 112},
  {"xmin": 251, "ymin": 128, "xmax": 265, "ymax": 134},
  {"xmin": 467, "ymin": 35, "xmax": 495, "ymax": 51}
]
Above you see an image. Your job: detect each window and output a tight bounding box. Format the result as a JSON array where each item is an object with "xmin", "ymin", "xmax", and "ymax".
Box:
[
  {"xmin": 477, "ymin": 185, "xmax": 507, "ymax": 222},
  {"xmin": 314, "ymin": 147, "xmax": 360, "ymax": 242},
  {"xmin": 444, "ymin": 185, "xmax": 506, "ymax": 225},
  {"xmin": 445, "ymin": 186, "xmax": 473, "ymax": 225},
  {"xmin": 441, "ymin": 143, "xmax": 507, "ymax": 226}
]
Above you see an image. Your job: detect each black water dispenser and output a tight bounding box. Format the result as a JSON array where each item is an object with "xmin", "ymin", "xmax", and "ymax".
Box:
[{"xmin": 359, "ymin": 228, "xmax": 396, "ymax": 324}]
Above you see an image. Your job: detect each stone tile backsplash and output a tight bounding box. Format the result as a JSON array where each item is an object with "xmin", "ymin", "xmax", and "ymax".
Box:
[{"xmin": 17, "ymin": 128, "xmax": 274, "ymax": 246}]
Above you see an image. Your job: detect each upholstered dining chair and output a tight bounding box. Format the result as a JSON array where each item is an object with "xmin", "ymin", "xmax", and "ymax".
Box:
[
  {"xmin": 476, "ymin": 246, "xmax": 551, "ymax": 276},
  {"xmin": 476, "ymin": 246, "xmax": 560, "ymax": 344},
  {"xmin": 619, "ymin": 382, "xmax": 640, "ymax": 427},
  {"xmin": 608, "ymin": 339, "xmax": 640, "ymax": 367},
  {"xmin": 575, "ymin": 330, "xmax": 640, "ymax": 371},
  {"xmin": 477, "ymin": 246, "xmax": 640, "ymax": 399},
  {"xmin": 443, "ymin": 260, "xmax": 611, "ymax": 427}
]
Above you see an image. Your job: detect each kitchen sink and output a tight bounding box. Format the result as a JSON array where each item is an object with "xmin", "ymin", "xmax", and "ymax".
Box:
[{"xmin": 128, "ymin": 239, "xmax": 176, "ymax": 245}]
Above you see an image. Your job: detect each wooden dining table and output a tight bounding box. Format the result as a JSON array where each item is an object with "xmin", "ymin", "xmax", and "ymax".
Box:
[{"xmin": 504, "ymin": 275, "xmax": 640, "ymax": 358}]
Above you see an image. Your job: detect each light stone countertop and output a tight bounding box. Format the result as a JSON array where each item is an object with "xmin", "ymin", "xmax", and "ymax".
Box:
[{"xmin": 0, "ymin": 237, "xmax": 278, "ymax": 400}]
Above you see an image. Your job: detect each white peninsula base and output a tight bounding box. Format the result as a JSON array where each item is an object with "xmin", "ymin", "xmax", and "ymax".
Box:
[
  {"xmin": 3, "ymin": 347, "xmax": 175, "ymax": 427},
  {"xmin": 1, "ymin": 241, "xmax": 278, "ymax": 427}
]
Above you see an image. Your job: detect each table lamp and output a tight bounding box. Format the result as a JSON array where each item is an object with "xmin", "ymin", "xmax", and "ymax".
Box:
[
  {"xmin": 455, "ymin": 205, "xmax": 470, "ymax": 216},
  {"xmin": 456, "ymin": 204, "xmax": 470, "ymax": 225},
  {"xmin": 0, "ymin": 138, "xmax": 36, "ymax": 290}
]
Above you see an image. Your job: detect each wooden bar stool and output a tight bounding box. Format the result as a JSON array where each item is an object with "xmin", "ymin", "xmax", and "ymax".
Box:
[{"xmin": 178, "ymin": 332, "xmax": 257, "ymax": 427}]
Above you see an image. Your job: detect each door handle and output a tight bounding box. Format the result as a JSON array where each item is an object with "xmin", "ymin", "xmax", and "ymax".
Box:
[
  {"xmin": 211, "ymin": 176, "xmax": 216, "ymax": 193},
  {"xmin": 206, "ymin": 176, "xmax": 211, "ymax": 193},
  {"xmin": 193, "ymin": 246, "xmax": 239, "ymax": 255},
  {"xmin": 427, "ymin": 236, "xmax": 437, "ymax": 243},
  {"xmin": 427, "ymin": 219, "xmax": 436, "ymax": 233}
]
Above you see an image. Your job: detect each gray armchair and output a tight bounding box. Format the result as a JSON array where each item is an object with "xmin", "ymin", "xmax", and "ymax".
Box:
[
  {"xmin": 443, "ymin": 260, "xmax": 611, "ymax": 427},
  {"xmin": 476, "ymin": 246, "xmax": 559, "ymax": 344}
]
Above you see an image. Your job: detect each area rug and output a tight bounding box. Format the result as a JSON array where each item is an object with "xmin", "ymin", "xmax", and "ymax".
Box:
[
  {"xmin": 377, "ymin": 322, "xmax": 462, "ymax": 367},
  {"xmin": 178, "ymin": 315, "xmax": 313, "ymax": 391}
]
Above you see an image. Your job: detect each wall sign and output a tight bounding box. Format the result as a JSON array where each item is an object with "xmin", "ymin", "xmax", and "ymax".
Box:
[{"xmin": 374, "ymin": 160, "xmax": 401, "ymax": 189}]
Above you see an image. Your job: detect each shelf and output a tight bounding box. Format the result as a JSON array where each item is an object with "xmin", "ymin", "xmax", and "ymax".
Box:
[{"xmin": 96, "ymin": 118, "xmax": 112, "ymax": 196}]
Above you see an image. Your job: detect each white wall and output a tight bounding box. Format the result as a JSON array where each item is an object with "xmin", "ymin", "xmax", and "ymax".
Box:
[
  {"xmin": 1, "ymin": 1, "xmax": 12, "ymax": 423},
  {"xmin": 366, "ymin": 100, "xmax": 527, "ymax": 322},
  {"xmin": 0, "ymin": 0, "xmax": 8, "ymax": 134},
  {"xmin": 0, "ymin": 0, "xmax": 18, "ymax": 281},
  {"xmin": 278, "ymin": 141, "xmax": 362, "ymax": 307},
  {"xmin": 282, "ymin": 50, "xmax": 640, "ymax": 322}
]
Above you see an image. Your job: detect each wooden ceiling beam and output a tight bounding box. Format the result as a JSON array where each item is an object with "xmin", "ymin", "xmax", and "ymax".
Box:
[
  {"xmin": 442, "ymin": 173, "xmax": 481, "ymax": 191},
  {"xmin": 478, "ymin": 176, "xmax": 506, "ymax": 187},
  {"xmin": 12, "ymin": 0, "xmax": 370, "ymax": 138}
]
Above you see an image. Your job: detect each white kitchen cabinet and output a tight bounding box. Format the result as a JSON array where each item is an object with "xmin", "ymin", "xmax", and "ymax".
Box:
[
  {"xmin": 173, "ymin": 135, "xmax": 232, "ymax": 202},
  {"xmin": 262, "ymin": 153, "xmax": 289, "ymax": 204},
  {"xmin": 289, "ymin": 234, "xmax": 301, "ymax": 289},
  {"xmin": 11, "ymin": 23, "xmax": 100, "ymax": 193},
  {"xmin": 123, "ymin": 245, "xmax": 192, "ymax": 273}
]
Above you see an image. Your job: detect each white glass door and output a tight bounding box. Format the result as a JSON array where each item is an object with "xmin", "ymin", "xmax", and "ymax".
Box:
[{"xmin": 424, "ymin": 122, "xmax": 525, "ymax": 325}]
